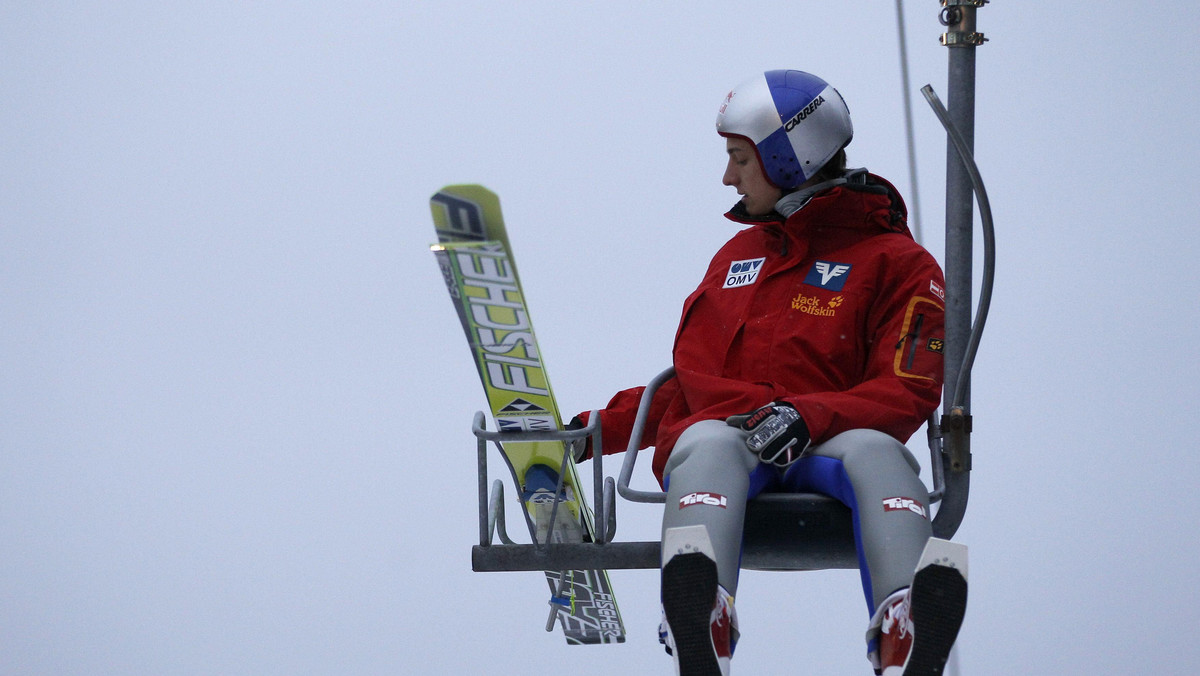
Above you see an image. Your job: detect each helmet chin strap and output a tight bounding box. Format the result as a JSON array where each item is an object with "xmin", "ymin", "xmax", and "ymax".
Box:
[{"xmin": 774, "ymin": 168, "xmax": 868, "ymax": 218}]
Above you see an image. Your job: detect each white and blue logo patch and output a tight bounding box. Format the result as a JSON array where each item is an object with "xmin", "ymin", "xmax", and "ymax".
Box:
[
  {"xmin": 723, "ymin": 257, "xmax": 766, "ymax": 289},
  {"xmin": 804, "ymin": 261, "xmax": 852, "ymax": 291}
]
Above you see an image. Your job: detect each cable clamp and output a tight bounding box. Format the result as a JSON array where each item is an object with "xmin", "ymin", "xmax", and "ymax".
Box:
[
  {"xmin": 940, "ymin": 0, "xmax": 988, "ymax": 47},
  {"xmin": 940, "ymin": 31, "xmax": 988, "ymax": 47}
]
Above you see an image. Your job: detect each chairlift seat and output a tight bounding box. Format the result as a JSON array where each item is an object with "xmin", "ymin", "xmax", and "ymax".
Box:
[{"xmin": 470, "ymin": 364, "xmax": 964, "ymax": 573}]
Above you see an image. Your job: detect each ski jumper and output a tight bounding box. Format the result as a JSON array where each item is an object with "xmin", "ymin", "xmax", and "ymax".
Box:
[{"xmin": 580, "ymin": 170, "xmax": 946, "ymax": 614}]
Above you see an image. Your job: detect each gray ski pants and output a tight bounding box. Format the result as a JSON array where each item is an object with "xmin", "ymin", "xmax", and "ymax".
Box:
[{"xmin": 661, "ymin": 419, "xmax": 932, "ymax": 614}]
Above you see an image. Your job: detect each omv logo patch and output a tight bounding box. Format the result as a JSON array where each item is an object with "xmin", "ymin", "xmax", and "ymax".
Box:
[
  {"xmin": 804, "ymin": 261, "xmax": 852, "ymax": 291},
  {"xmin": 723, "ymin": 257, "xmax": 766, "ymax": 289}
]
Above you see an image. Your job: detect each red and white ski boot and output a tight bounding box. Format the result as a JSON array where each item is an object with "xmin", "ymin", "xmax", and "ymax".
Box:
[
  {"xmin": 660, "ymin": 525, "xmax": 737, "ymax": 676},
  {"xmin": 869, "ymin": 537, "xmax": 968, "ymax": 676}
]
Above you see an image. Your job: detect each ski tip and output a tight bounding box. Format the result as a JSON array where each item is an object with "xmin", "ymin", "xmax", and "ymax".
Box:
[
  {"xmin": 431, "ymin": 183, "xmax": 498, "ymax": 200},
  {"xmin": 429, "ymin": 184, "xmax": 506, "ymax": 245}
]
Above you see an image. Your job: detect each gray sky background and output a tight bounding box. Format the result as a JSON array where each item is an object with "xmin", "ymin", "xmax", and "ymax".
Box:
[{"xmin": 3, "ymin": 2, "xmax": 1198, "ymax": 674}]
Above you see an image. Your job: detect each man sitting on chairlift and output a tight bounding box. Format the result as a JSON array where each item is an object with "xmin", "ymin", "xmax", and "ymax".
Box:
[{"xmin": 571, "ymin": 70, "xmax": 967, "ymax": 676}]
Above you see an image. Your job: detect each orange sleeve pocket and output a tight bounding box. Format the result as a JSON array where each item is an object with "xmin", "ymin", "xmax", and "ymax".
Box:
[{"xmin": 893, "ymin": 296, "xmax": 945, "ymax": 381}]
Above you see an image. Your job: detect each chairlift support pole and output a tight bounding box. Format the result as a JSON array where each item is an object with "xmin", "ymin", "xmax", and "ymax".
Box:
[{"xmin": 933, "ymin": 0, "xmax": 987, "ymax": 538}]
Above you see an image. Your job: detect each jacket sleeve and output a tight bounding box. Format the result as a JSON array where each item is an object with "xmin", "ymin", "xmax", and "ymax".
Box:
[
  {"xmin": 575, "ymin": 376, "xmax": 681, "ymax": 459},
  {"xmin": 781, "ymin": 250, "xmax": 946, "ymax": 444}
]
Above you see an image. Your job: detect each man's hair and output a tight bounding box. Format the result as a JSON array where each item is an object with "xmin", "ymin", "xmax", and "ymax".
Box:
[{"xmin": 810, "ymin": 148, "xmax": 848, "ymax": 184}]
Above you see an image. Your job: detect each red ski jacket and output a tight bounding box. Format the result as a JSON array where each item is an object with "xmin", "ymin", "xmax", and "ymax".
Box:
[{"xmin": 582, "ymin": 173, "xmax": 945, "ymax": 485}]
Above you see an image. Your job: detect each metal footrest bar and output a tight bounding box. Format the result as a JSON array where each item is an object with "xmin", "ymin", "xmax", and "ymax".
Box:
[
  {"xmin": 474, "ymin": 541, "xmax": 660, "ymax": 572},
  {"xmin": 487, "ymin": 479, "xmax": 515, "ymax": 545},
  {"xmin": 472, "ymin": 409, "xmax": 611, "ymax": 551}
]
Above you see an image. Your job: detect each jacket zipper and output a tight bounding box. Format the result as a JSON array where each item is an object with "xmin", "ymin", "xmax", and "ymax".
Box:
[{"xmin": 904, "ymin": 314, "xmax": 925, "ymax": 370}]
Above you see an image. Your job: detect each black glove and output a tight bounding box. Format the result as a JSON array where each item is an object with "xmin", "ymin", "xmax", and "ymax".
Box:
[
  {"xmin": 726, "ymin": 403, "xmax": 810, "ymax": 468},
  {"xmin": 564, "ymin": 416, "xmax": 588, "ymax": 463}
]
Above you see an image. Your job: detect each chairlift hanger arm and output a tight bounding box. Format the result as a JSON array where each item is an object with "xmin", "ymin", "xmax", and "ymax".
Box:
[{"xmin": 921, "ymin": 85, "xmax": 995, "ymax": 414}]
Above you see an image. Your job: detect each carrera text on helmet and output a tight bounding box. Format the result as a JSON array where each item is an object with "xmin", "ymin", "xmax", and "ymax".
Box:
[{"xmin": 784, "ymin": 95, "xmax": 826, "ymax": 132}]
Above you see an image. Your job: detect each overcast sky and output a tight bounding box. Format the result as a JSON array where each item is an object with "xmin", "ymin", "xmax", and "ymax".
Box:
[{"xmin": 3, "ymin": 2, "xmax": 1199, "ymax": 674}]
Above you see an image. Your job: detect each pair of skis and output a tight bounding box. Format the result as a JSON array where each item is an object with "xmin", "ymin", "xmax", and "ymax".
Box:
[{"xmin": 429, "ymin": 184, "xmax": 625, "ymax": 645}]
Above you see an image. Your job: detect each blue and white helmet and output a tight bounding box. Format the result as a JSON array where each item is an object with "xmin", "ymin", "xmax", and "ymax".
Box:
[{"xmin": 716, "ymin": 70, "xmax": 853, "ymax": 189}]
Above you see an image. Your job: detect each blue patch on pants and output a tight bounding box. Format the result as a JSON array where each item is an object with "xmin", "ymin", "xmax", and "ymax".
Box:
[{"xmin": 781, "ymin": 456, "xmax": 874, "ymax": 612}]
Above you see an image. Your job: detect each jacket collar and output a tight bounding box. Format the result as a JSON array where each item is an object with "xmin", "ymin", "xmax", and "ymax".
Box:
[{"xmin": 724, "ymin": 170, "xmax": 913, "ymax": 241}]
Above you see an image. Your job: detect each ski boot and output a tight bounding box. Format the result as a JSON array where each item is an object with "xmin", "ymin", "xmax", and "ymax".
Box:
[
  {"xmin": 868, "ymin": 537, "xmax": 968, "ymax": 675},
  {"xmin": 659, "ymin": 525, "xmax": 737, "ymax": 676}
]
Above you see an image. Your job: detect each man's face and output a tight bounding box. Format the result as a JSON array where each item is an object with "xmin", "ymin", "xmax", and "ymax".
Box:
[{"xmin": 722, "ymin": 136, "xmax": 782, "ymax": 216}]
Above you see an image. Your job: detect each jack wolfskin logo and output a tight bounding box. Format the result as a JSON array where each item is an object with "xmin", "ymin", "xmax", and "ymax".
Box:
[
  {"xmin": 882, "ymin": 496, "xmax": 928, "ymax": 519},
  {"xmin": 679, "ymin": 492, "xmax": 728, "ymax": 509},
  {"xmin": 791, "ymin": 293, "xmax": 842, "ymax": 317},
  {"xmin": 723, "ymin": 257, "xmax": 766, "ymax": 289},
  {"xmin": 804, "ymin": 261, "xmax": 852, "ymax": 291}
]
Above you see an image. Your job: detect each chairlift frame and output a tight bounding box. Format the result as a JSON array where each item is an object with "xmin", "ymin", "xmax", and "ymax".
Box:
[{"xmin": 471, "ymin": 0, "xmax": 992, "ymax": 577}]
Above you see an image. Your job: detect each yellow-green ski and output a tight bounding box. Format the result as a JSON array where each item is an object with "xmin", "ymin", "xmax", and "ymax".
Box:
[{"xmin": 430, "ymin": 184, "xmax": 624, "ymax": 644}]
